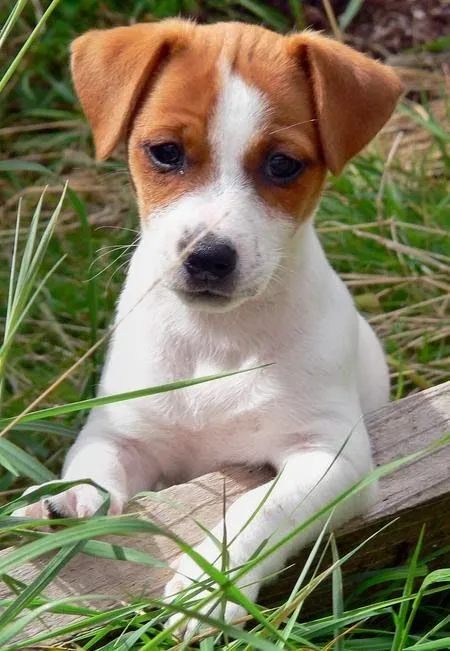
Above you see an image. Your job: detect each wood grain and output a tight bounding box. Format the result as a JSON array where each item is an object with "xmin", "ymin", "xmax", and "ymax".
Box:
[{"xmin": 1, "ymin": 381, "xmax": 449, "ymax": 641}]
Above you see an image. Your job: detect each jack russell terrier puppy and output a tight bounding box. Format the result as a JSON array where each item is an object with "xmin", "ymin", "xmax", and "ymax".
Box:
[{"xmin": 16, "ymin": 19, "xmax": 402, "ymax": 636}]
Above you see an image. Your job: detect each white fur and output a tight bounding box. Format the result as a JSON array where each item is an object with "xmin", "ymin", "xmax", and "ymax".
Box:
[
  {"xmin": 211, "ymin": 64, "xmax": 268, "ymax": 182},
  {"xmin": 15, "ymin": 67, "xmax": 389, "ymax": 637}
]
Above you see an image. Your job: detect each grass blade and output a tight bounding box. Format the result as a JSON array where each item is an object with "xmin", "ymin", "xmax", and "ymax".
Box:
[
  {"xmin": 331, "ymin": 534, "xmax": 344, "ymax": 651},
  {"xmin": 143, "ymin": 599, "xmax": 281, "ymax": 651},
  {"xmin": 10, "ymin": 421, "xmax": 76, "ymax": 439},
  {"xmin": 1, "ymin": 602, "xmax": 146, "ymax": 649},
  {"xmin": 403, "ymin": 569, "xmax": 450, "ymax": 649},
  {"xmin": 80, "ymin": 538, "xmax": 167, "ymax": 568},
  {"xmin": 338, "ymin": 0, "xmax": 366, "ymax": 31},
  {"xmin": 0, "ymin": 255, "xmax": 66, "ymax": 356},
  {"xmin": 0, "ymin": 438, "xmax": 54, "ymax": 482},
  {"xmin": 4, "ymin": 199, "xmax": 21, "ymax": 339},
  {"xmin": 0, "ymin": 517, "xmax": 174, "ymax": 576},
  {"xmin": 0, "ymin": 366, "xmax": 268, "ymax": 430},
  {"xmin": 392, "ymin": 526, "xmax": 426, "ymax": 651},
  {"xmin": 68, "ymin": 188, "xmax": 99, "ymax": 395},
  {"xmin": 404, "ymin": 639, "xmax": 450, "ymax": 651},
  {"xmin": 0, "ymin": 0, "xmax": 62, "ymax": 93},
  {"xmin": 0, "ymin": 0, "xmax": 27, "ymax": 53},
  {"xmin": 0, "ymin": 160, "xmax": 52, "ymax": 175},
  {"xmin": 0, "ymin": 595, "xmax": 107, "ymax": 647},
  {"xmin": 0, "ymin": 184, "xmax": 67, "ymax": 390},
  {"xmin": 0, "ymin": 541, "xmax": 87, "ymax": 630}
]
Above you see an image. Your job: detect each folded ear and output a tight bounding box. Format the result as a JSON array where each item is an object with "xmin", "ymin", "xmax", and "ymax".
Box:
[
  {"xmin": 288, "ymin": 33, "xmax": 403, "ymax": 175},
  {"xmin": 71, "ymin": 20, "xmax": 192, "ymax": 160}
]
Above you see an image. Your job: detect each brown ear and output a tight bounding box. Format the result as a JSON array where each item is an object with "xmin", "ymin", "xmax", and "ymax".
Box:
[
  {"xmin": 71, "ymin": 20, "xmax": 192, "ymax": 160},
  {"xmin": 288, "ymin": 33, "xmax": 403, "ymax": 175}
]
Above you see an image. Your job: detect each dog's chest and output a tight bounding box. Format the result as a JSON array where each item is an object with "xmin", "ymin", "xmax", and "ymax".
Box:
[
  {"xmin": 160, "ymin": 355, "xmax": 275, "ymax": 431},
  {"xmin": 109, "ymin": 298, "xmax": 291, "ymax": 469},
  {"xmin": 140, "ymin": 355, "xmax": 280, "ymax": 476}
]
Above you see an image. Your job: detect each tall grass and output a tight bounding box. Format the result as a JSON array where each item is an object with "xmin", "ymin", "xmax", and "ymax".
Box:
[{"xmin": 0, "ymin": 0, "xmax": 449, "ymax": 649}]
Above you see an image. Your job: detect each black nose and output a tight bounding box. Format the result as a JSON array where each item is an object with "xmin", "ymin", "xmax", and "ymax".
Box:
[{"xmin": 184, "ymin": 236, "xmax": 237, "ymax": 281}]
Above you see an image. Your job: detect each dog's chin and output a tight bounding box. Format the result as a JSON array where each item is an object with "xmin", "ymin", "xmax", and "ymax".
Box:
[{"xmin": 173, "ymin": 288, "xmax": 253, "ymax": 313}]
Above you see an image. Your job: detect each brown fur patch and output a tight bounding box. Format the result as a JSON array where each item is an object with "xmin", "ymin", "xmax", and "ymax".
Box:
[
  {"xmin": 225, "ymin": 23, "xmax": 327, "ymax": 219},
  {"xmin": 128, "ymin": 34, "xmax": 221, "ymax": 216}
]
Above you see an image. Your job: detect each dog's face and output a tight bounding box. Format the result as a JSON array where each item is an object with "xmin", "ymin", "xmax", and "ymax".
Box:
[
  {"xmin": 128, "ymin": 29, "xmax": 327, "ymax": 310},
  {"xmin": 72, "ymin": 20, "xmax": 402, "ymax": 311}
]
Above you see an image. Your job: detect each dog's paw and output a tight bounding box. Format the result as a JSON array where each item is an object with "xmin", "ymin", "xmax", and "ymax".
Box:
[
  {"xmin": 12, "ymin": 481, "xmax": 122, "ymax": 519},
  {"xmin": 166, "ymin": 597, "xmax": 246, "ymax": 641},
  {"xmin": 164, "ymin": 542, "xmax": 255, "ymax": 641}
]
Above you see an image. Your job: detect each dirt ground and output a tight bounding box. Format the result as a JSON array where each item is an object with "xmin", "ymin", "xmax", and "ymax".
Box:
[
  {"xmin": 268, "ymin": 0, "xmax": 450, "ymax": 55},
  {"xmin": 345, "ymin": 0, "xmax": 450, "ymax": 55}
]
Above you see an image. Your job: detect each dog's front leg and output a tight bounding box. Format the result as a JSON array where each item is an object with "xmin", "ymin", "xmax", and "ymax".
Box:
[
  {"xmin": 13, "ymin": 411, "xmax": 157, "ymax": 519},
  {"xmin": 165, "ymin": 442, "xmax": 374, "ymax": 638}
]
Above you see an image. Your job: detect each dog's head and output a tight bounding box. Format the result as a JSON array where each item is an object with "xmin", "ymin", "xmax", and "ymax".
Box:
[{"xmin": 71, "ymin": 20, "xmax": 402, "ymax": 311}]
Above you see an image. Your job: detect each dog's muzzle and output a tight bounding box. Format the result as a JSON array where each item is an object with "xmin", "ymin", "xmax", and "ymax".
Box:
[
  {"xmin": 184, "ymin": 234, "xmax": 236, "ymax": 282},
  {"xmin": 177, "ymin": 233, "xmax": 238, "ymax": 303}
]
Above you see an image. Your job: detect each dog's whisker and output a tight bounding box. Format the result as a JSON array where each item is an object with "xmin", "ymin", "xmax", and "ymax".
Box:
[
  {"xmin": 268, "ymin": 119, "xmax": 317, "ymax": 135},
  {"xmin": 95, "ymin": 243, "xmax": 138, "ymax": 254},
  {"xmin": 88, "ymin": 250, "xmax": 118, "ymax": 273},
  {"xmin": 95, "ymin": 225, "xmax": 140, "ymax": 235},
  {"xmin": 105, "ymin": 255, "xmax": 133, "ymax": 292},
  {"xmin": 87, "ymin": 246, "xmax": 135, "ymax": 282},
  {"xmin": 88, "ymin": 242, "xmax": 138, "ymax": 273}
]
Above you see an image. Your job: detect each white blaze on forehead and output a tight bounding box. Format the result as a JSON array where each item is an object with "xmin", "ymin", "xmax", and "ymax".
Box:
[{"xmin": 209, "ymin": 65, "xmax": 269, "ymax": 183}]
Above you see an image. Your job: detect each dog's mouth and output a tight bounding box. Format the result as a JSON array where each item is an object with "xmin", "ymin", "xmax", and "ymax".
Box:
[
  {"xmin": 176, "ymin": 288, "xmax": 234, "ymax": 307},
  {"xmin": 174, "ymin": 285, "xmax": 260, "ymax": 312}
]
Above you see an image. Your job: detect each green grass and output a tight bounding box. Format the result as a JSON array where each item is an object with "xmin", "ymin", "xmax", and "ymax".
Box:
[{"xmin": 1, "ymin": 0, "xmax": 450, "ymax": 648}]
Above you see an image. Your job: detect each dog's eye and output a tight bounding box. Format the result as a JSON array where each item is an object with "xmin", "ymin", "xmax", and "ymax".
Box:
[
  {"xmin": 265, "ymin": 153, "xmax": 306, "ymax": 184},
  {"xmin": 146, "ymin": 142, "xmax": 184, "ymax": 172}
]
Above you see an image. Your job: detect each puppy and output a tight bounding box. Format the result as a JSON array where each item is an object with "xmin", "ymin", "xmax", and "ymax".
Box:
[{"xmin": 16, "ymin": 19, "xmax": 402, "ymax": 636}]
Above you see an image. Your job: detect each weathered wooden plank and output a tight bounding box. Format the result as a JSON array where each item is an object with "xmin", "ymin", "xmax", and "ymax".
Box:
[{"xmin": 0, "ymin": 381, "xmax": 449, "ymax": 640}]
